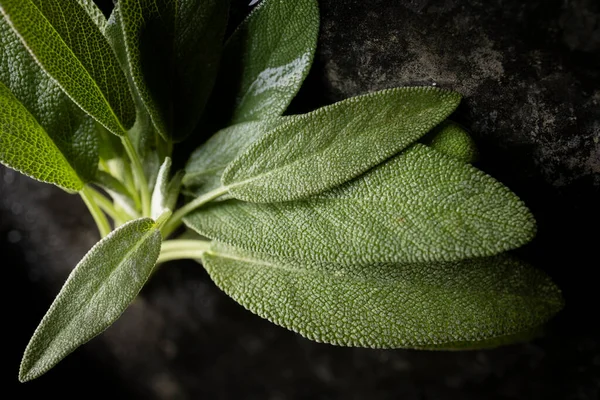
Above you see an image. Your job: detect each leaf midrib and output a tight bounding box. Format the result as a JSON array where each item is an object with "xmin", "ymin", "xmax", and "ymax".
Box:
[
  {"xmin": 0, "ymin": 1, "xmax": 128, "ymax": 134},
  {"xmin": 205, "ymin": 250, "xmax": 559, "ymax": 306}
]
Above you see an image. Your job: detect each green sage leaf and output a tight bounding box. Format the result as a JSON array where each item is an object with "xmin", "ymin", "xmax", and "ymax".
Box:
[
  {"xmin": 150, "ymin": 157, "xmax": 181, "ymax": 220},
  {"xmin": 76, "ymin": 0, "xmax": 107, "ymax": 33},
  {"xmin": 114, "ymin": 0, "xmax": 229, "ymax": 140},
  {"xmin": 186, "ymin": 145, "xmax": 535, "ymax": 264},
  {"xmin": 19, "ymin": 218, "xmax": 162, "ymax": 382},
  {"xmin": 424, "ymin": 120, "xmax": 479, "ymax": 163},
  {"xmin": 183, "ymin": 119, "xmax": 285, "ymax": 197},
  {"xmin": 0, "ymin": 82, "xmax": 84, "ymax": 191},
  {"xmin": 223, "ymin": 88, "xmax": 462, "ymax": 202},
  {"xmin": 0, "ymin": 0, "xmax": 135, "ymax": 135},
  {"xmin": 201, "ymin": 244, "xmax": 563, "ymax": 348},
  {"xmin": 207, "ymin": 0, "xmax": 319, "ymax": 126},
  {"xmin": 0, "ymin": 16, "xmax": 99, "ymax": 188}
]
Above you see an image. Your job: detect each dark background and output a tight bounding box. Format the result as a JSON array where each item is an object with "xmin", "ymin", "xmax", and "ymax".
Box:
[{"xmin": 2, "ymin": 0, "xmax": 599, "ymax": 399}]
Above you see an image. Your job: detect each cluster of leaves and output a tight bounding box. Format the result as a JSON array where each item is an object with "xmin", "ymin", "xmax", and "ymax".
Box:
[{"xmin": 0, "ymin": 0, "xmax": 562, "ymax": 383}]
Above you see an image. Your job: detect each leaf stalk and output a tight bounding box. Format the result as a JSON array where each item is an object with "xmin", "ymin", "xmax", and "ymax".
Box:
[
  {"xmin": 161, "ymin": 186, "xmax": 229, "ymax": 237},
  {"xmin": 80, "ymin": 186, "xmax": 111, "ymax": 237},
  {"xmin": 122, "ymin": 135, "xmax": 151, "ymax": 217}
]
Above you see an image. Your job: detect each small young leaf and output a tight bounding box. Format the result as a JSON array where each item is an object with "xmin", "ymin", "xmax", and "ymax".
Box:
[
  {"xmin": 201, "ymin": 244, "xmax": 563, "ymax": 348},
  {"xmin": 423, "ymin": 120, "xmax": 479, "ymax": 163},
  {"xmin": 206, "ymin": 0, "xmax": 319, "ymax": 126},
  {"xmin": 0, "ymin": 0, "xmax": 135, "ymax": 135},
  {"xmin": 0, "ymin": 82, "xmax": 84, "ymax": 192},
  {"xmin": 150, "ymin": 157, "xmax": 182, "ymax": 220},
  {"xmin": 223, "ymin": 87, "xmax": 462, "ymax": 202},
  {"xmin": 0, "ymin": 17, "xmax": 99, "ymax": 186},
  {"xmin": 183, "ymin": 119, "xmax": 285, "ymax": 197},
  {"xmin": 114, "ymin": 0, "xmax": 230, "ymax": 140},
  {"xmin": 19, "ymin": 218, "xmax": 162, "ymax": 382},
  {"xmin": 187, "ymin": 145, "xmax": 535, "ymax": 264}
]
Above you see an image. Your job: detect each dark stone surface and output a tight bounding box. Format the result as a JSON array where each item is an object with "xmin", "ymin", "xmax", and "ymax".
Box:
[{"xmin": 3, "ymin": 0, "xmax": 599, "ymax": 398}]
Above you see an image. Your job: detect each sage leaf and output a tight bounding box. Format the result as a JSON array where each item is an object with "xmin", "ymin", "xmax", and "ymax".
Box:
[
  {"xmin": 0, "ymin": 16, "xmax": 99, "ymax": 188},
  {"xmin": 150, "ymin": 157, "xmax": 181, "ymax": 220},
  {"xmin": 0, "ymin": 82, "xmax": 84, "ymax": 191},
  {"xmin": 183, "ymin": 119, "xmax": 285, "ymax": 197},
  {"xmin": 186, "ymin": 145, "xmax": 535, "ymax": 264},
  {"xmin": 201, "ymin": 244, "xmax": 563, "ymax": 348},
  {"xmin": 0, "ymin": 0, "xmax": 135, "ymax": 135},
  {"xmin": 412, "ymin": 327, "xmax": 544, "ymax": 350},
  {"xmin": 76, "ymin": 0, "xmax": 107, "ymax": 33},
  {"xmin": 222, "ymin": 87, "xmax": 462, "ymax": 202},
  {"xmin": 19, "ymin": 218, "xmax": 162, "ymax": 382},
  {"xmin": 424, "ymin": 120, "xmax": 479, "ymax": 163},
  {"xmin": 114, "ymin": 0, "xmax": 229, "ymax": 140},
  {"xmin": 207, "ymin": 0, "xmax": 319, "ymax": 126}
]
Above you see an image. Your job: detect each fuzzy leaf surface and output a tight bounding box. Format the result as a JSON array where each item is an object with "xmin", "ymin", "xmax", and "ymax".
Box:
[
  {"xmin": 151, "ymin": 157, "xmax": 179, "ymax": 220},
  {"xmin": 201, "ymin": 245, "xmax": 563, "ymax": 348},
  {"xmin": 0, "ymin": 82, "xmax": 84, "ymax": 191},
  {"xmin": 0, "ymin": 0, "xmax": 135, "ymax": 135},
  {"xmin": 76, "ymin": 0, "xmax": 107, "ymax": 32},
  {"xmin": 0, "ymin": 16, "xmax": 99, "ymax": 188},
  {"xmin": 424, "ymin": 120, "xmax": 479, "ymax": 163},
  {"xmin": 183, "ymin": 119, "xmax": 285, "ymax": 197},
  {"xmin": 187, "ymin": 145, "xmax": 535, "ymax": 263},
  {"xmin": 19, "ymin": 218, "xmax": 162, "ymax": 382},
  {"xmin": 115, "ymin": 0, "xmax": 229, "ymax": 140},
  {"xmin": 207, "ymin": 0, "xmax": 319, "ymax": 126},
  {"xmin": 223, "ymin": 88, "xmax": 462, "ymax": 202}
]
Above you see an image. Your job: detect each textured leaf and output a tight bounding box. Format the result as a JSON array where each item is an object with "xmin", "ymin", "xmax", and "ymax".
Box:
[
  {"xmin": 423, "ymin": 120, "xmax": 479, "ymax": 163},
  {"xmin": 0, "ymin": 82, "xmax": 83, "ymax": 191},
  {"xmin": 201, "ymin": 244, "xmax": 563, "ymax": 348},
  {"xmin": 104, "ymin": 5, "xmax": 164, "ymax": 180},
  {"xmin": 0, "ymin": 0, "xmax": 135, "ymax": 135},
  {"xmin": 19, "ymin": 218, "xmax": 162, "ymax": 382},
  {"xmin": 412, "ymin": 327, "xmax": 544, "ymax": 350},
  {"xmin": 114, "ymin": 0, "xmax": 229, "ymax": 140},
  {"xmin": 207, "ymin": 0, "xmax": 319, "ymax": 126},
  {"xmin": 223, "ymin": 87, "xmax": 462, "ymax": 202},
  {"xmin": 187, "ymin": 145, "xmax": 535, "ymax": 264},
  {"xmin": 150, "ymin": 157, "xmax": 181, "ymax": 220},
  {"xmin": 76, "ymin": 0, "xmax": 107, "ymax": 32},
  {"xmin": 0, "ymin": 16, "xmax": 99, "ymax": 187},
  {"xmin": 183, "ymin": 119, "xmax": 285, "ymax": 197}
]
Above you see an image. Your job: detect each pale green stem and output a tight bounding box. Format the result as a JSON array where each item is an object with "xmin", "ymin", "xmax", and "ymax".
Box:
[
  {"xmin": 122, "ymin": 160, "xmax": 142, "ymax": 211},
  {"xmin": 157, "ymin": 239, "xmax": 212, "ymax": 264},
  {"xmin": 99, "ymin": 158, "xmax": 111, "ymax": 173},
  {"xmin": 87, "ymin": 187, "xmax": 132, "ymax": 223},
  {"xmin": 80, "ymin": 186, "xmax": 111, "ymax": 238},
  {"xmin": 161, "ymin": 186, "xmax": 229, "ymax": 238},
  {"xmin": 122, "ymin": 136, "xmax": 150, "ymax": 217}
]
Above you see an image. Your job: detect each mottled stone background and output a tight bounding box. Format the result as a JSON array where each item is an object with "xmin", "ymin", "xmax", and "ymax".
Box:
[{"xmin": 3, "ymin": 0, "xmax": 599, "ymax": 399}]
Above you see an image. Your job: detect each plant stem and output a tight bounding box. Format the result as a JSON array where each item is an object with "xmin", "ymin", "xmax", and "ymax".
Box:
[
  {"xmin": 157, "ymin": 239, "xmax": 212, "ymax": 263},
  {"xmin": 87, "ymin": 187, "xmax": 132, "ymax": 223},
  {"xmin": 80, "ymin": 186, "xmax": 111, "ymax": 238},
  {"xmin": 122, "ymin": 136, "xmax": 150, "ymax": 217},
  {"xmin": 122, "ymin": 160, "xmax": 142, "ymax": 211},
  {"xmin": 161, "ymin": 186, "xmax": 229, "ymax": 238}
]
